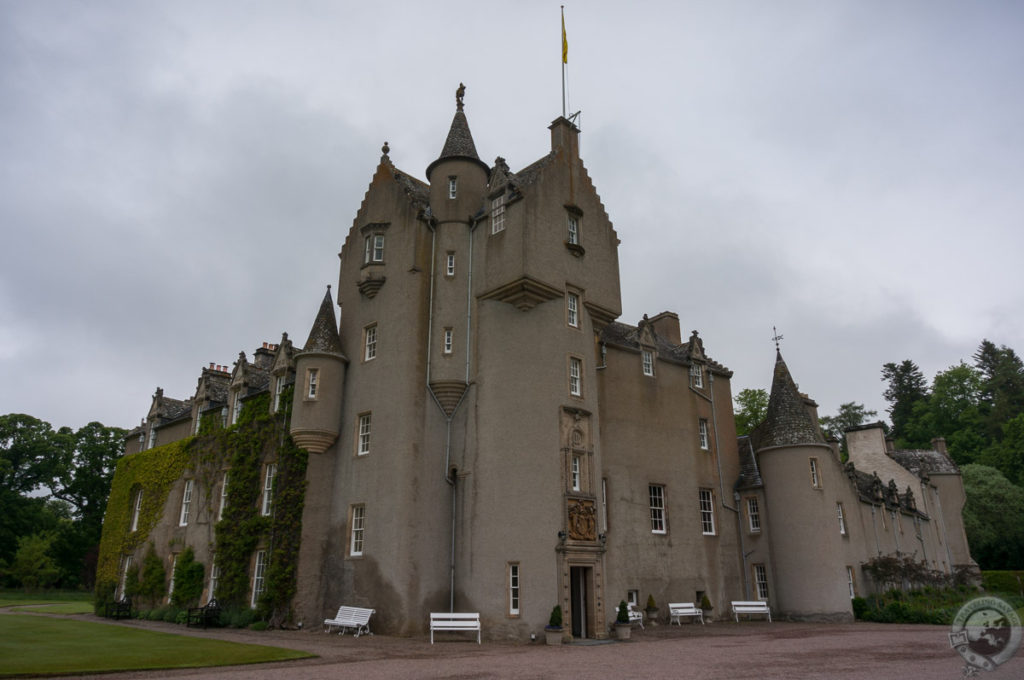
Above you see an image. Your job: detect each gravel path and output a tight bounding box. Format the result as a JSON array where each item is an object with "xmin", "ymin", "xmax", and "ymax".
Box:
[{"xmin": 26, "ymin": 614, "xmax": 1024, "ymax": 679}]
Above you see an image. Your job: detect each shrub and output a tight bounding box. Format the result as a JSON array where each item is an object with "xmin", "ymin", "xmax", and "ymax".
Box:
[
  {"xmin": 982, "ymin": 571, "xmax": 1024, "ymax": 595},
  {"xmin": 851, "ymin": 597, "xmax": 868, "ymax": 619},
  {"xmin": 548, "ymin": 605, "xmax": 562, "ymax": 628},
  {"xmin": 249, "ymin": 621, "xmax": 268, "ymax": 631},
  {"xmin": 170, "ymin": 547, "xmax": 204, "ymax": 609},
  {"xmin": 616, "ymin": 601, "xmax": 629, "ymax": 624},
  {"xmin": 138, "ymin": 545, "xmax": 166, "ymax": 610}
]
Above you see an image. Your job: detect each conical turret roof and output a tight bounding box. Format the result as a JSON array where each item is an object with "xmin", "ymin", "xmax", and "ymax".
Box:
[
  {"xmin": 302, "ymin": 286, "xmax": 345, "ymax": 357},
  {"xmin": 425, "ymin": 84, "xmax": 490, "ymax": 177},
  {"xmin": 759, "ymin": 351, "xmax": 825, "ymax": 448}
]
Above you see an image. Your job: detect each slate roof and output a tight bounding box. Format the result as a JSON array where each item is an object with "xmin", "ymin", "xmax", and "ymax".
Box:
[
  {"xmin": 426, "ymin": 108, "xmax": 489, "ymax": 177},
  {"xmin": 756, "ymin": 351, "xmax": 825, "ymax": 449},
  {"xmin": 599, "ymin": 321, "xmax": 732, "ymax": 375},
  {"xmin": 735, "ymin": 436, "xmax": 764, "ymax": 489},
  {"xmin": 302, "ymin": 287, "xmax": 346, "ymax": 357},
  {"xmin": 843, "ymin": 462, "xmax": 928, "ymax": 517},
  {"xmin": 888, "ymin": 448, "xmax": 960, "ymax": 477}
]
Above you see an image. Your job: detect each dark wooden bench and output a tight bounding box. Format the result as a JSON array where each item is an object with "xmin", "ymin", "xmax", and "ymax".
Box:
[
  {"xmin": 104, "ymin": 595, "xmax": 132, "ymax": 620},
  {"xmin": 186, "ymin": 598, "xmax": 222, "ymax": 629}
]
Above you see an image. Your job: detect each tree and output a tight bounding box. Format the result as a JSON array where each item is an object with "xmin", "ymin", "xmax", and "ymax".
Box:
[
  {"xmin": 734, "ymin": 388, "xmax": 769, "ymax": 436},
  {"xmin": 881, "ymin": 361, "xmax": 928, "ymax": 442},
  {"xmin": 903, "ymin": 363, "xmax": 987, "ymax": 463},
  {"xmin": 961, "ymin": 464, "xmax": 1024, "ymax": 569},
  {"xmin": 0, "ymin": 414, "xmax": 72, "ymax": 495},
  {"xmin": 51, "ymin": 422, "xmax": 126, "ymax": 533},
  {"xmin": 170, "ymin": 546, "xmax": 205, "ymax": 608},
  {"xmin": 6, "ymin": 532, "xmax": 59, "ymax": 592},
  {"xmin": 819, "ymin": 402, "xmax": 878, "ymax": 455},
  {"xmin": 974, "ymin": 340, "xmax": 1024, "ymax": 442},
  {"xmin": 138, "ymin": 545, "xmax": 167, "ymax": 609}
]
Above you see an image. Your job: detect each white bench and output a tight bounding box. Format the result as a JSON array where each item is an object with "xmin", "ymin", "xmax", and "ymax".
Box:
[
  {"xmin": 731, "ymin": 600, "xmax": 771, "ymax": 622},
  {"xmin": 627, "ymin": 603, "xmax": 645, "ymax": 629},
  {"xmin": 323, "ymin": 605, "xmax": 375, "ymax": 636},
  {"xmin": 668, "ymin": 602, "xmax": 704, "ymax": 625},
  {"xmin": 429, "ymin": 612, "xmax": 481, "ymax": 644}
]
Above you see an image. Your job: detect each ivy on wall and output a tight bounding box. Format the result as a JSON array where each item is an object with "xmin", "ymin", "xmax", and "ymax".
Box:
[{"xmin": 96, "ymin": 386, "xmax": 307, "ymax": 626}]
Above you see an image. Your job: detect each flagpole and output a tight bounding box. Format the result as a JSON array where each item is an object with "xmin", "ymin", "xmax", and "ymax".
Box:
[{"xmin": 561, "ymin": 5, "xmax": 567, "ymax": 118}]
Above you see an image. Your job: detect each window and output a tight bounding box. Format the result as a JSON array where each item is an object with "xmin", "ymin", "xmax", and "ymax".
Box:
[
  {"xmin": 443, "ymin": 328, "xmax": 453, "ymax": 354},
  {"xmin": 350, "ymin": 505, "xmax": 365, "ymax": 556},
  {"xmin": 649, "ymin": 485, "xmax": 666, "ymax": 534},
  {"xmin": 846, "ymin": 566, "xmax": 857, "ymax": 599},
  {"xmin": 364, "ymin": 233, "xmax": 385, "ymax": 264},
  {"xmin": 690, "ymin": 364, "xmax": 704, "ymax": 388},
  {"xmin": 627, "ymin": 590, "xmax": 639, "ymax": 607},
  {"xmin": 307, "ymin": 368, "xmax": 319, "ymax": 399},
  {"xmin": 642, "ymin": 350, "xmax": 654, "ymax": 377},
  {"xmin": 273, "ymin": 376, "xmax": 284, "ymax": 413},
  {"xmin": 698, "ymin": 419, "xmax": 710, "ymax": 450},
  {"xmin": 567, "ymin": 292, "xmax": 579, "ymax": 328},
  {"xmin": 194, "ymin": 409, "xmax": 202, "ymax": 435},
  {"xmin": 448, "ymin": 176, "xmax": 457, "ymax": 199},
  {"xmin": 118, "ymin": 555, "xmax": 134, "ymax": 600},
  {"xmin": 147, "ymin": 426, "xmax": 157, "ymax": 450},
  {"xmin": 130, "ymin": 489, "xmax": 143, "ymax": 532},
  {"xmin": 208, "ymin": 558, "xmax": 219, "ymax": 603},
  {"xmin": 567, "ymin": 214, "xmax": 579, "ymax": 245},
  {"xmin": 168, "ymin": 554, "xmax": 178, "ymax": 600},
  {"xmin": 809, "ymin": 458, "xmax": 821, "ymax": 489},
  {"xmin": 601, "ymin": 478, "xmax": 608, "ymax": 532},
  {"xmin": 747, "ymin": 496, "xmax": 761, "ymax": 533},
  {"xmin": 251, "ymin": 551, "xmax": 267, "ymax": 607},
  {"xmin": 261, "ymin": 463, "xmax": 276, "ymax": 517},
  {"xmin": 179, "ymin": 480, "xmax": 193, "ymax": 526},
  {"xmin": 217, "ymin": 472, "xmax": 228, "ymax": 521},
  {"xmin": 571, "ymin": 456, "xmax": 581, "ymax": 491},
  {"xmin": 231, "ymin": 391, "xmax": 243, "ymax": 425},
  {"xmin": 569, "ymin": 357, "xmax": 582, "ymax": 397},
  {"xmin": 753, "ymin": 564, "xmax": 769, "ymax": 601},
  {"xmin": 357, "ymin": 413, "xmax": 371, "ymax": 456},
  {"xmin": 446, "ymin": 252, "xmax": 455, "ymax": 277},
  {"xmin": 508, "ymin": 563, "xmax": 520, "ymax": 616},
  {"xmin": 491, "ymin": 195, "xmax": 506, "ymax": 233},
  {"xmin": 699, "ymin": 488, "xmax": 716, "ymax": 535},
  {"xmin": 837, "ymin": 503, "xmax": 847, "ymax": 535},
  {"xmin": 364, "ymin": 325, "xmax": 377, "ymax": 361}
]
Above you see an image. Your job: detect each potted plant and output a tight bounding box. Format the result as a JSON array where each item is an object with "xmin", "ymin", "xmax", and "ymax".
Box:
[
  {"xmin": 545, "ymin": 605, "xmax": 564, "ymax": 645},
  {"xmin": 614, "ymin": 600, "xmax": 631, "ymax": 640},
  {"xmin": 645, "ymin": 593, "xmax": 659, "ymax": 625},
  {"xmin": 700, "ymin": 594, "xmax": 714, "ymax": 622}
]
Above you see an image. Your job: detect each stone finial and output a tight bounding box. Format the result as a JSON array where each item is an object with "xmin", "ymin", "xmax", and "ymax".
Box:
[
  {"xmin": 456, "ymin": 82, "xmax": 465, "ymax": 111},
  {"xmin": 381, "ymin": 141, "xmax": 390, "ymax": 157}
]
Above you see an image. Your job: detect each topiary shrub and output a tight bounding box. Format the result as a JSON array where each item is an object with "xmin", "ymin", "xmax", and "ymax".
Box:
[
  {"xmin": 616, "ymin": 600, "xmax": 629, "ymax": 624},
  {"xmin": 548, "ymin": 605, "xmax": 563, "ymax": 629},
  {"xmin": 851, "ymin": 596, "xmax": 868, "ymax": 619},
  {"xmin": 170, "ymin": 546, "xmax": 204, "ymax": 609}
]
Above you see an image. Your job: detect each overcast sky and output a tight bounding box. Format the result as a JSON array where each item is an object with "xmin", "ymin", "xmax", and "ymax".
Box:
[{"xmin": 2, "ymin": 1, "xmax": 1023, "ymax": 434}]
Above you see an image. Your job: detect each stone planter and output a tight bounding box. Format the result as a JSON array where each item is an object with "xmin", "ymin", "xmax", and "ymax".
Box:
[
  {"xmin": 615, "ymin": 622, "xmax": 632, "ymax": 640},
  {"xmin": 545, "ymin": 628, "xmax": 563, "ymax": 645},
  {"xmin": 645, "ymin": 608, "xmax": 659, "ymax": 625}
]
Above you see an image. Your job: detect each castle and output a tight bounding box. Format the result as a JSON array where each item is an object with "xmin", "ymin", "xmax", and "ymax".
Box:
[{"xmin": 103, "ymin": 87, "xmax": 974, "ymax": 638}]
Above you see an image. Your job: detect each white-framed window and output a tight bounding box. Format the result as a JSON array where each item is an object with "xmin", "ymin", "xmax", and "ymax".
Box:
[
  {"xmin": 357, "ymin": 413, "xmax": 371, "ymax": 456},
  {"xmin": 747, "ymin": 496, "xmax": 761, "ymax": 533},
  {"xmin": 649, "ymin": 484, "xmax": 666, "ymax": 534},
  {"xmin": 753, "ymin": 564, "xmax": 769, "ymax": 601},
  {"xmin": 448, "ymin": 176, "xmax": 457, "ymax": 199},
  {"xmin": 569, "ymin": 357, "xmax": 582, "ymax": 397},
  {"xmin": 130, "ymin": 489, "xmax": 143, "ymax": 532},
  {"xmin": 251, "ymin": 550, "xmax": 267, "ymax": 607},
  {"xmin": 168, "ymin": 554, "xmax": 178, "ymax": 600},
  {"xmin": 491, "ymin": 195, "xmax": 506, "ymax": 233},
  {"xmin": 627, "ymin": 590, "xmax": 639, "ymax": 606},
  {"xmin": 350, "ymin": 505, "xmax": 365, "ymax": 557},
  {"xmin": 642, "ymin": 350, "xmax": 654, "ymax": 377},
  {"xmin": 179, "ymin": 480, "xmax": 193, "ymax": 526},
  {"xmin": 698, "ymin": 418, "xmax": 710, "ymax": 450},
  {"xmin": 273, "ymin": 376, "xmax": 284, "ymax": 413},
  {"xmin": 567, "ymin": 292, "xmax": 579, "ymax": 328},
  {"xmin": 446, "ymin": 252, "xmax": 455, "ymax": 277},
  {"xmin": 217, "ymin": 472, "xmax": 228, "ymax": 521},
  {"xmin": 508, "ymin": 563, "xmax": 520, "ymax": 616},
  {"xmin": 194, "ymin": 409, "xmax": 202, "ymax": 435},
  {"xmin": 364, "ymin": 324, "xmax": 377, "ymax": 361},
  {"xmin": 364, "ymin": 233, "xmax": 385, "ymax": 264},
  {"xmin": 261, "ymin": 463, "xmax": 276, "ymax": 517},
  {"xmin": 208, "ymin": 558, "xmax": 219, "ymax": 604},
  {"xmin": 307, "ymin": 368, "xmax": 319, "ymax": 399},
  {"xmin": 118, "ymin": 555, "xmax": 134, "ymax": 600},
  {"xmin": 837, "ymin": 503, "xmax": 847, "ymax": 535},
  {"xmin": 231, "ymin": 391, "xmax": 243, "ymax": 425},
  {"xmin": 571, "ymin": 456, "xmax": 581, "ymax": 491},
  {"xmin": 690, "ymin": 364, "xmax": 704, "ymax": 388},
  {"xmin": 846, "ymin": 566, "xmax": 857, "ymax": 599},
  {"xmin": 147, "ymin": 426, "xmax": 157, "ymax": 450},
  {"xmin": 567, "ymin": 214, "xmax": 579, "ymax": 245},
  {"xmin": 809, "ymin": 458, "xmax": 821, "ymax": 489},
  {"xmin": 699, "ymin": 488, "xmax": 716, "ymax": 535},
  {"xmin": 443, "ymin": 328, "xmax": 453, "ymax": 354}
]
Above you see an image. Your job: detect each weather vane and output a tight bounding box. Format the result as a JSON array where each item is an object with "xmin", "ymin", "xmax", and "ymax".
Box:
[{"xmin": 772, "ymin": 326, "xmax": 784, "ymax": 352}]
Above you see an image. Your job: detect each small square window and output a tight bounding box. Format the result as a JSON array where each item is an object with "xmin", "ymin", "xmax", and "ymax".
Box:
[
  {"xmin": 446, "ymin": 252, "xmax": 455, "ymax": 277},
  {"xmin": 443, "ymin": 328, "xmax": 453, "ymax": 354},
  {"xmin": 448, "ymin": 177, "xmax": 457, "ymax": 199},
  {"xmin": 364, "ymin": 234, "xmax": 385, "ymax": 264}
]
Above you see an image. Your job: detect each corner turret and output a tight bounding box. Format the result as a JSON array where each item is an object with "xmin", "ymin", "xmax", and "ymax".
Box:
[{"xmin": 425, "ymin": 83, "xmax": 489, "ymax": 225}]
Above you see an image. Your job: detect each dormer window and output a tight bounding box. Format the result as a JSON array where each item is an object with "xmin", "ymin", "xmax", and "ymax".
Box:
[
  {"xmin": 642, "ymin": 350, "xmax": 654, "ymax": 377},
  {"xmin": 231, "ymin": 391, "xmax": 243, "ymax": 425},
  {"xmin": 448, "ymin": 176, "xmax": 457, "ymax": 199},
  {"xmin": 690, "ymin": 364, "xmax": 704, "ymax": 388}
]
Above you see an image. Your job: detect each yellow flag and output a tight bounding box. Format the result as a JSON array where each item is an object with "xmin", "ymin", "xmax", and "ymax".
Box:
[{"xmin": 561, "ymin": 12, "xmax": 568, "ymax": 64}]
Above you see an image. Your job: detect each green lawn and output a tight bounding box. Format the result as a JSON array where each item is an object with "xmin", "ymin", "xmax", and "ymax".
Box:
[
  {"xmin": 9, "ymin": 601, "xmax": 94, "ymax": 614},
  {"xmin": 0, "ymin": 614, "xmax": 313, "ymax": 677}
]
